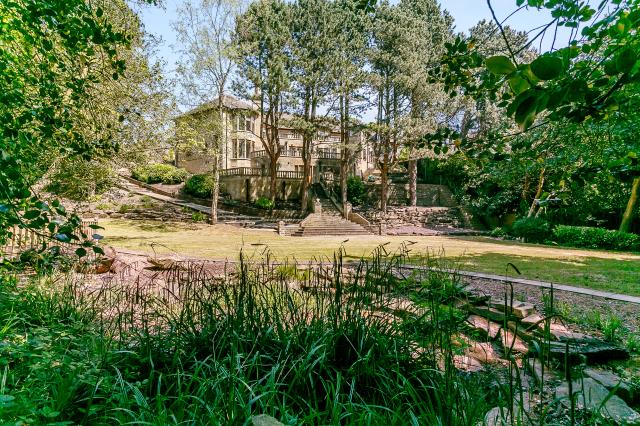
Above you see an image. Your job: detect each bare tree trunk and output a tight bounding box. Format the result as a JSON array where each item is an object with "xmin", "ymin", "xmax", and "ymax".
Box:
[
  {"xmin": 527, "ymin": 168, "xmax": 545, "ymax": 218},
  {"xmin": 619, "ymin": 176, "xmax": 640, "ymax": 233},
  {"xmin": 408, "ymin": 159, "xmax": 417, "ymax": 206},
  {"xmin": 300, "ymin": 89, "xmax": 315, "ymax": 213},
  {"xmin": 211, "ymin": 161, "xmax": 219, "ymax": 224},
  {"xmin": 210, "ymin": 96, "xmax": 225, "ymax": 224},
  {"xmin": 269, "ymin": 158, "xmax": 277, "ymax": 205},
  {"xmin": 380, "ymin": 156, "xmax": 389, "ymax": 213}
]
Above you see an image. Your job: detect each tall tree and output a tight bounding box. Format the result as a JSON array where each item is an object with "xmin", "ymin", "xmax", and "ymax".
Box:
[
  {"xmin": 173, "ymin": 0, "xmax": 243, "ymax": 223},
  {"xmin": 369, "ymin": 1, "xmax": 404, "ymax": 213},
  {"xmin": 331, "ymin": 0, "xmax": 370, "ymax": 207},
  {"xmin": 234, "ymin": 0, "xmax": 292, "ymax": 205},
  {"xmin": 395, "ymin": 0, "xmax": 453, "ymax": 206},
  {"xmin": 289, "ymin": 0, "xmax": 335, "ymax": 212}
]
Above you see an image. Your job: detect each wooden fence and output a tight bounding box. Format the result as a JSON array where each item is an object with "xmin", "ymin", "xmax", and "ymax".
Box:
[{"xmin": 1, "ymin": 219, "xmax": 98, "ymax": 260}]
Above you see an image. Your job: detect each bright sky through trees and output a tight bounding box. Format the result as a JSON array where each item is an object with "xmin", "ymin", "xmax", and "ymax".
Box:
[{"xmin": 137, "ymin": 0, "xmax": 573, "ymax": 113}]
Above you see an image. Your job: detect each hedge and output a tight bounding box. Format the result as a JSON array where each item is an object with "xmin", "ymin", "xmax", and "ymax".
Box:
[
  {"xmin": 553, "ymin": 225, "xmax": 640, "ymax": 252},
  {"xmin": 132, "ymin": 164, "xmax": 189, "ymax": 185}
]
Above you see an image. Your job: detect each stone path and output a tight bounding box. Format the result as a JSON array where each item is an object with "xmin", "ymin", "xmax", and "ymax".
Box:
[
  {"xmin": 399, "ymin": 265, "xmax": 640, "ymax": 305},
  {"xmin": 119, "ymin": 179, "xmax": 212, "ymax": 214}
]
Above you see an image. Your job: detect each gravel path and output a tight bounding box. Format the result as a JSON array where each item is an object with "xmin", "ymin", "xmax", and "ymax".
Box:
[{"xmin": 463, "ymin": 276, "xmax": 640, "ymax": 333}]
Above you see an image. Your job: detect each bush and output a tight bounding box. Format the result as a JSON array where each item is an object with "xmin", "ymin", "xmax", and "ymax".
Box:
[
  {"xmin": 346, "ymin": 176, "xmax": 367, "ymax": 206},
  {"xmin": 183, "ymin": 174, "xmax": 215, "ymax": 199},
  {"xmin": 510, "ymin": 217, "xmax": 552, "ymax": 243},
  {"xmin": 132, "ymin": 163, "xmax": 189, "ymax": 184},
  {"xmin": 254, "ymin": 197, "xmax": 274, "ymax": 210},
  {"xmin": 553, "ymin": 225, "xmax": 640, "ymax": 252},
  {"xmin": 46, "ymin": 159, "xmax": 115, "ymax": 200}
]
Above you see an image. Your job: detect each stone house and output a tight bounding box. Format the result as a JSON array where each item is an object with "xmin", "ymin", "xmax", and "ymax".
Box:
[{"xmin": 175, "ymin": 95, "xmax": 377, "ymax": 201}]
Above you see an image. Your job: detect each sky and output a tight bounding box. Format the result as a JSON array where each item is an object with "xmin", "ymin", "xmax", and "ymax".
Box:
[{"xmin": 135, "ymin": 0, "xmax": 571, "ymax": 112}]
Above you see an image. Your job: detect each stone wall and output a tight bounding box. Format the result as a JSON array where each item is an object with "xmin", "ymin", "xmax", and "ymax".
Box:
[
  {"xmin": 221, "ymin": 176, "xmax": 302, "ymax": 202},
  {"xmin": 360, "ymin": 206, "xmax": 465, "ymax": 229},
  {"xmin": 365, "ymin": 183, "xmax": 457, "ymax": 207}
]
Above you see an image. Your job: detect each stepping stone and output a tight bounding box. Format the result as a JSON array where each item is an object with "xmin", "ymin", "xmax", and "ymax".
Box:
[
  {"xmin": 521, "ymin": 313, "xmax": 544, "ymax": 330},
  {"xmin": 489, "ymin": 300, "xmax": 536, "ymax": 319},
  {"xmin": 531, "ymin": 340, "xmax": 630, "ymax": 365},
  {"xmin": 471, "ymin": 305, "xmax": 514, "ymax": 322},
  {"xmin": 453, "ymin": 354, "xmax": 484, "ymax": 373},
  {"xmin": 466, "ymin": 314, "xmax": 502, "ymax": 340},
  {"xmin": 556, "ymin": 378, "xmax": 640, "ymax": 425},
  {"xmin": 499, "ymin": 329, "xmax": 529, "ymax": 355},
  {"xmin": 584, "ymin": 368, "xmax": 636, "ymax": 404}
]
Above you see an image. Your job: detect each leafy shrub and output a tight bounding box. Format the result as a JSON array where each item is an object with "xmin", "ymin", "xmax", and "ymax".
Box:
[
  {"xmin": 132, "ymin": 163, "xmax": 189, "ymax": 184},
  {"xmin": 191, "ymin": 211, "xmax": 208, "ymax": 222},
  {"xmin": 489, "ymin": 227, "xmax": 508, "ymax": 238},
  {"xmin": 254, "ymin": 197, "xmax": 274, "ymax": 210},
  {"xmin": 552, "ymin": 225, "xmax": 640, "ymax": 252},
  {"xmin": 510, "ymin": 217, "xmax": 552, "ymax": 243},
  {"xmin": 183, "ymin": 174, "xmax": 215, "ymax": 199},
  {"xmin": 347, "ymin": 176, "xmax": 367, "ymax": 206},
  {"xmin": 46, "ymin": 159, "xmax": 115, "ymax": 201}
]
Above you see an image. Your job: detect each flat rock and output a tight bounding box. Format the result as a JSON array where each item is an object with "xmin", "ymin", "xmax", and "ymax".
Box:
[
  {"xmin": 466, "ymin": 314, "xmax": 502, "ymax": 339},
  {"xmin": 521, "ymin": 314, "xmax": 544, "ymax": 330},
  {"xmin": 499, "ymin": 329, "xmax": 529, "ymax": 355},
  {"xmin": 252, "ymin": 415, "xmax": 286, "ymax": 426},
  {"xmin": 471, "ymin": 305, "xmax": 513, "ymax": 323},
  {"xmin": 453, "ymin": 354, "xmax": 484, "ymax": 373},
  {"xmin": 489, "ymin": 300, "xmax": 536, "ymax": 318},
  {"xmin": 584, "ymin": 368, "xmax": 636, "ymax": 404},
  {"xmin": 525, "ymin": 358, "xmax": 560, "ymax": 387},
  {"xmin": 556, "ymin": 378, "xmax": 640, "ymax": 425},
  {"xmin": 532, "ymin": 340, "xmax": 630, "ymax": 365}
]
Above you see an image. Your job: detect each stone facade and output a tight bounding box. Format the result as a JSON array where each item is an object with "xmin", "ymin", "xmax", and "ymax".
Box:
[{"xmin": 360, "ymin": 206, "xmax": 465, "ymax": 229}]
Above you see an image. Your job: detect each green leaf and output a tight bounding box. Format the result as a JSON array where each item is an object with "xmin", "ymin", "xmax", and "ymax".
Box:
[
  {"xmin": 486, "ymin": 56, "xmax": 516, "ymax": 75},
  {"xmin": 75, "ymin": 247, "xmax": 87, "ymax": 257},
  {"xmin": 616, "ymin": 48, "xmax": 637, "ymax": 74},
  {"xmin": 514, "ymin": 95, "xmax": 538, "ymax": 129},
  {"xmin": 508, "ymin": 76, "xmax": 531, "ymax": 95},
  {"xmin": 530, "ymin": 55, "xmax": 563, "ymax": 80}
]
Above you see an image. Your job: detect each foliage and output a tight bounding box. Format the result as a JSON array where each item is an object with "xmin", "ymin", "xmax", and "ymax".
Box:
[
  {"xmin": 509, "ymin": 216, "xmax": 552, "ymax": 243},
  {"xmin": 346, "ymin": 176, "xmax": 367, "ymax": 206},
  {"xmin": 183, "ymin": 174, "xmax": 215, "ymax": 199},
  {"xmin": 0, "ymin": 251, "xmax": 501, "ymax": 424},
  {"xmin": 552, "ymin": 225, "xmax": 640, "ymax": 252},
  {"xmin": 191, "ymin": 211, "xmax": 208, "ymax": 222},
  {"xmin": 254, "ymin": 197, "xmax": 274, "ymax": 210},
  {"xmin": 45, "ymin": 159, "xmax": 116, "ymax": 201},
  {"xmin": 132, "ymin": 163, "xmax": 189, "ymax": 184},
  {"xmin": 0, "ymin": 0, "xmax": 158, "ymax": 265}
]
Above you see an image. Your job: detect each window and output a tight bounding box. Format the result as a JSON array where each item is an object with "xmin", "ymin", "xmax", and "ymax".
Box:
[
  {"xmin": 233, "ymin": 114, "xmax": 252, "ymax": 132},
  {"xmin": 232, "ymin": 139, "xmax": 249, "ymax": 159}
]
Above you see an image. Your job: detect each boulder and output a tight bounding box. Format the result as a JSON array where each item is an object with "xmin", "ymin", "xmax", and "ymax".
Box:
[
  {"xmin": 499, "ymin": 329, "xmax": 529, "ymax": 355},
  {"xmin": 489, "ymin": 300, "xmax": 536, "ymax": 319}
]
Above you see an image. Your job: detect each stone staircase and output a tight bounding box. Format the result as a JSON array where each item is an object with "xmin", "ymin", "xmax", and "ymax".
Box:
[{"xmin": 292, "ymin": 191, "xmax": 371, "ymax": 237}]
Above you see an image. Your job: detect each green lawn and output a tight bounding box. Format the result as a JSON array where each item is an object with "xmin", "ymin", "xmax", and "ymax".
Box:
[{"xmin": 100, "ymin": 219, "xmax": 640, "ymax": 296}]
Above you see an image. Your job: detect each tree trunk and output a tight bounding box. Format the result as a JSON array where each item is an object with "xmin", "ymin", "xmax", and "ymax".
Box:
[
  {"xmin": 408, "ymin": 159, "xmax": 417, "ymax": 207},
  {"xmin": 211, "ymin": 163, "xmax": 219, "ymax": 224},
  {"xmin": 380, "ymin": 158, "xmax": 388, "ymax": 213},
  {"xmin": 269, "ymin": 158, "xmax": 277, "ymax": 205},
  {"xmin": 619, "ymin": 176, "xmax": 640, "ymax": 233},
  {"xmin": 527, "ymin": 168, "xmax": 545, "ymax": 218},
  {"xmin": 300, "ymin": 90, "xmax": 315, "ymax": 213}
]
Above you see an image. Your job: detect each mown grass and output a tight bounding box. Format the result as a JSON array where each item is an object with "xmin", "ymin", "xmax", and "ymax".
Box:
[{"xmin": 100, "ymin": 219, "xmax": 640, "ymax": 296}]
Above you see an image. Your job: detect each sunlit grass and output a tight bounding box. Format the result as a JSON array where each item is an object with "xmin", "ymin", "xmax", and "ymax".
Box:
[{"xmin": 100, "ymin": 219, "xmax": 640, "ymax": 295}]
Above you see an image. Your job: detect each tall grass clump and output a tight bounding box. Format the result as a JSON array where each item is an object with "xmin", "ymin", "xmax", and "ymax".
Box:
[{"xmin": 0, "ymin": 246, "xmax": 500, "ymax": 425}]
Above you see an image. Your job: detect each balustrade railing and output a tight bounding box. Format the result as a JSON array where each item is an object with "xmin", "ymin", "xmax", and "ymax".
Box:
[
  {"xmin": 250, "ymin": 149, "xmax": 340, "ymax": 160},
  {"xmin": 220, "ymin": 167, "xmax": 304, "ymax": 179}
]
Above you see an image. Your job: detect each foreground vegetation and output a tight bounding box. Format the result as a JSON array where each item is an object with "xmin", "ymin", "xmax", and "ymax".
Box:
[
  {"xmin": 1, "ymin": 250, "xmax": 500, "ymax": 424},
  {"xmin": 100, "ymin": 219, "xmax": 640, "ymax": 296}
]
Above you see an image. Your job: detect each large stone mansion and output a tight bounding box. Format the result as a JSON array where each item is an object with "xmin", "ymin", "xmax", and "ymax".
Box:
[{"xmin": 175, "ymin": 95, "xmax": 376, "ymax": 202}]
